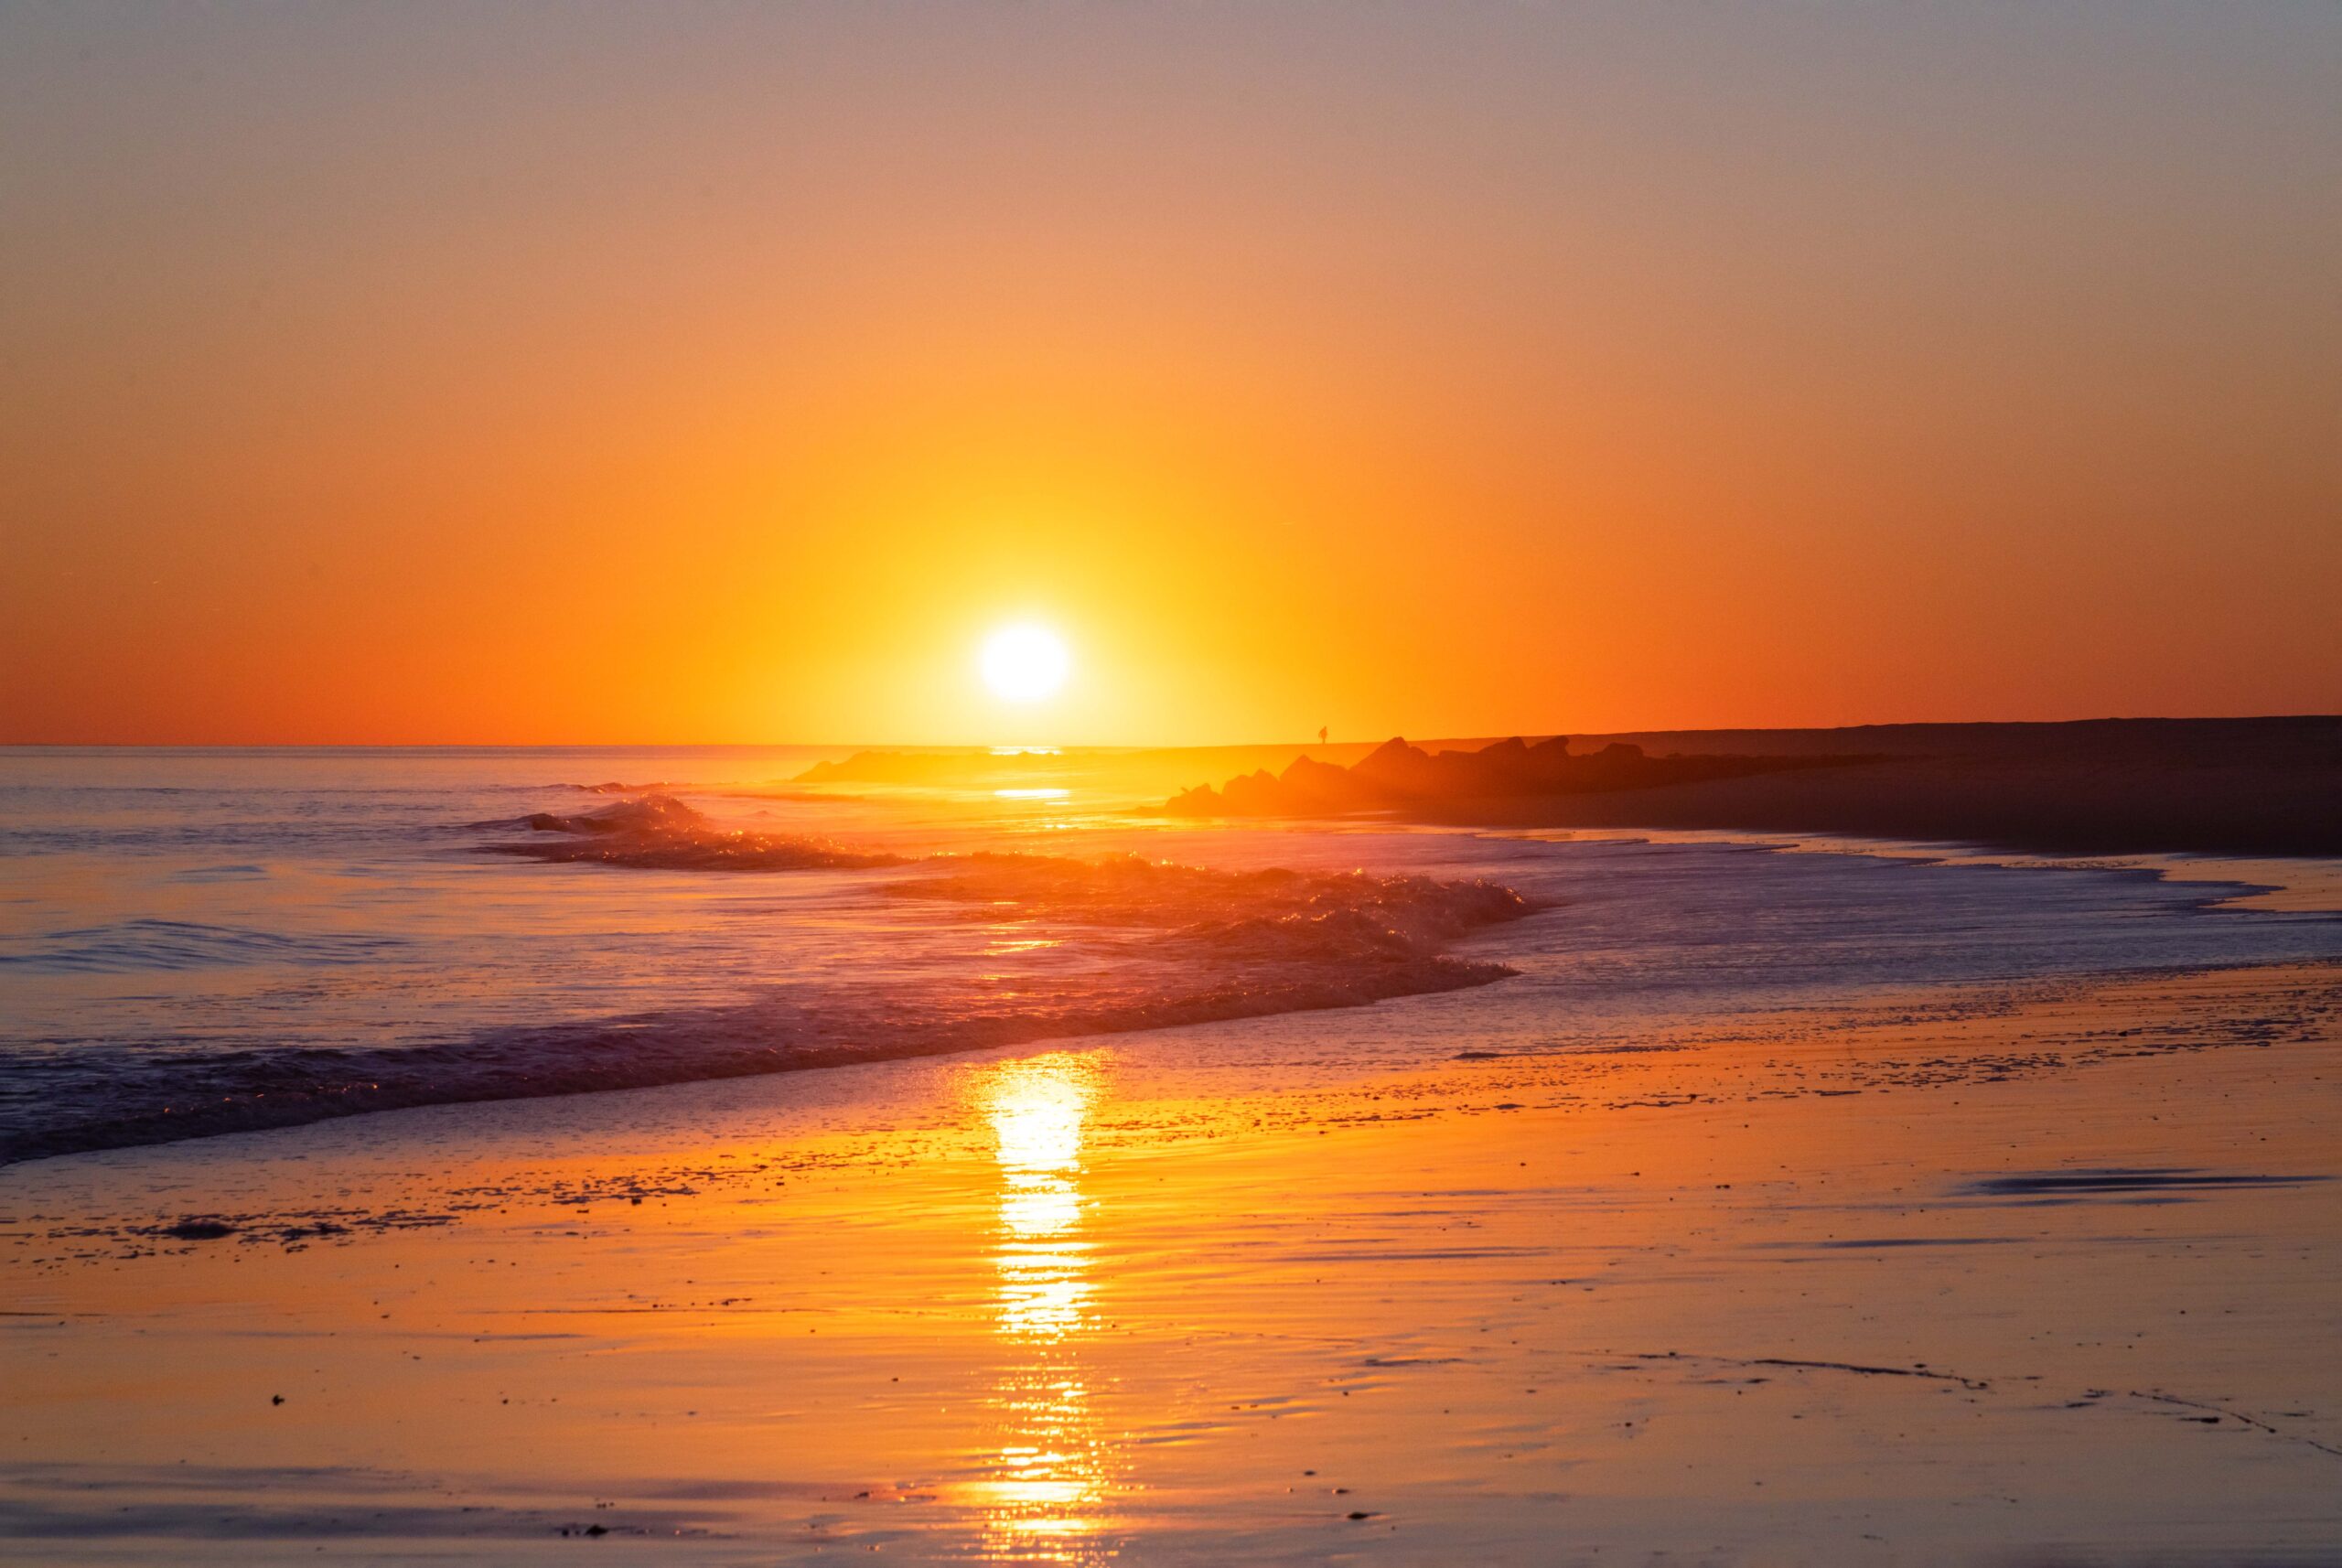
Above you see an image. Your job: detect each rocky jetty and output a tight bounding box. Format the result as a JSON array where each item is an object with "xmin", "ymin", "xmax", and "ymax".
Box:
[{"xmin": 1167, "ymin": 736, "xmax": 1853, "ymax": 817}]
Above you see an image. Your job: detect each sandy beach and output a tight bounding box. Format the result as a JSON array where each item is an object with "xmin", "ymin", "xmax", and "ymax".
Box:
[{"xmin": 8, "ymin": 942, "xmax": 2337, "ymax": 1563}]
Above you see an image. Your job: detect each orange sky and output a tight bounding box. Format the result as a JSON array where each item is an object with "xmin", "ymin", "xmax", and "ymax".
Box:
[{"xmin": 4, "ymin": 4, "xmax": 2337, "ymax": 746}]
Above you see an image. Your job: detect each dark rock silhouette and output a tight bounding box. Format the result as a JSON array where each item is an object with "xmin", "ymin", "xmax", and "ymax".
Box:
[
  {"xmin": 1165, "ymin": 718, "xmax": 2342, "ymax": 858},
  {"xmin": 1169, "ymin": 736, "xmax": 1855, "ymax": 818}
]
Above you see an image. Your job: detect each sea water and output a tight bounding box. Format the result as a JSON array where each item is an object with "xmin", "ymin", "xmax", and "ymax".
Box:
[{"xmin": 4, "ymin": 746, "xmax": 2337, "ymax": 1165}]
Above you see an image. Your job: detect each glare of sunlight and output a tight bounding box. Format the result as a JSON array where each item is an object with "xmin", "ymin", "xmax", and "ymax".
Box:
[{"xmin": 970, "ymin": 1052, "xmax": 1115, "ymax": 1562}]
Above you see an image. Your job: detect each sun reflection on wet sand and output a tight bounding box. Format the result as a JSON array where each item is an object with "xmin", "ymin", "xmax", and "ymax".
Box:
[{"xmin": 972, "ymin": 1051, "xmax": 1116, "ymax": 1562}]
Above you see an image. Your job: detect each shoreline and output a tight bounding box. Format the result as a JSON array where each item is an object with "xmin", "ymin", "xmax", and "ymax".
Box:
[
  {"xmin": 1473, "ymin": 827, "xmax": 2342, "ymax": 915},
  {"xmin": 5, "ymin": 958, "xmax": 2337, "ymax": 1562},
  {"xmin": 11, "ymin": 825, "xmax": 2338, "ymax": 1172}
]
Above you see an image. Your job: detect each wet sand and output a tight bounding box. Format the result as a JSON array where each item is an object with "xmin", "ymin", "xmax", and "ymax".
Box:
[{"xmin": 5, "ymin": 955, "xmax": 2337, "ymax": 1563}]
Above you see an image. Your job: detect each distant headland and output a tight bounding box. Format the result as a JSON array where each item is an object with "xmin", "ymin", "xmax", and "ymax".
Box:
[
  {"xmin": 790, "ymin": 718, "xmax": 2340, "ymax": 857},
  {"xmin": 1166, "ymin": 735, "xmax": 1862, "ymax": 816},
  {"xmin": 1162, "ymin": 719, "xmax": 2342, "ymax": 858}
]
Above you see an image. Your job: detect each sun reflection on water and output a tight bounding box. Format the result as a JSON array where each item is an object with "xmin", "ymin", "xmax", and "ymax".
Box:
[{"xmin": 972, "ymin": 1051, "xmax": 1115, "ymax": 1562}]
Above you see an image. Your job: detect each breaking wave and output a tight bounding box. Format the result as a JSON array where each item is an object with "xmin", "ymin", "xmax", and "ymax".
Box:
[
  {"xmin": 479, "ymin": 795, "xmax": 907, "ymax": 871},
  {"xmin": 895, "ymin": 851, "xmax": 1533, "ymax": 969},
  {"xmin": 0, "ymin": 828, "xmax": 1537, "ymax": 1164}
]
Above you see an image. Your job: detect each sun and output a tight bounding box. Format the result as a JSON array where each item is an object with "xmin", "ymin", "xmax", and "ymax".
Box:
[{"xmin": 980, "ymin": 624, "xmax": 1071, "ymax": 703}]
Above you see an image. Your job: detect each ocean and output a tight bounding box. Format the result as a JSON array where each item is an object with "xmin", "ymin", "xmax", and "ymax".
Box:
[{"xmin": 5, "ymin": 745, "xmax": 2338, "ymax": 1167}]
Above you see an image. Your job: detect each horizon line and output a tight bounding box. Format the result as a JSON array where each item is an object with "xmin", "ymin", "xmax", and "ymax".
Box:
[{"xmin": 4, "ymin": 713, "xmax": 2337, "ymax": 752}]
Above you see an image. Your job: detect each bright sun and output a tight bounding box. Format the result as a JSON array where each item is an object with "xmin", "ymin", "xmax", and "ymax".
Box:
[{"xmin": 980, "ymin": 624, "xmax": 1071, "ymax": 703}]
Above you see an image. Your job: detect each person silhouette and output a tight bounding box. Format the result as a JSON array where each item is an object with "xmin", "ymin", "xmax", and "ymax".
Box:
[{"xmin": 1317, "ymin": 726, "xmax": 1328, "ymax": 746}]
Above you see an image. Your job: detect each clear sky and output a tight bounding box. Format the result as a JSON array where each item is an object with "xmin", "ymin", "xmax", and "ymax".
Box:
[{"xmin": 4, "ymin": 2, "xmax": 2337, "ymax": 746}]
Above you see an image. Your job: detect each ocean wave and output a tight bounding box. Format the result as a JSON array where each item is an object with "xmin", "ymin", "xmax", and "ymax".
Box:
[
  {"xmin": 1, "ymin": 847, "xmax": 1535, "ymax": 1164},
  {"xmin": 0, "ymin": 919, "xmax": 407, "ymax": 975},
  {"xmin": 896, "ymin": 851, "xmax": 1536, "ymax": 968},
  {"xmin": 478, "ymin": 796, "xmax": 906, "ymax": 872}
]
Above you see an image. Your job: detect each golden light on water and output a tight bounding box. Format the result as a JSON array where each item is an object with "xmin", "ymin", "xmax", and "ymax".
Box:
[
  {"xmin": 989, "ymin": 1053, "xmax": 1095, "ymax": 1341},
  {"xmin": 974, "ymin": 1052, "xmax": 1113, "ymax": 1560}
]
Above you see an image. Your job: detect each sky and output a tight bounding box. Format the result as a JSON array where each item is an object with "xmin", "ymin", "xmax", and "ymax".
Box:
[{"xmin": 4, "ymin": 2, "xmax": 2337, "ymax": 746}]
